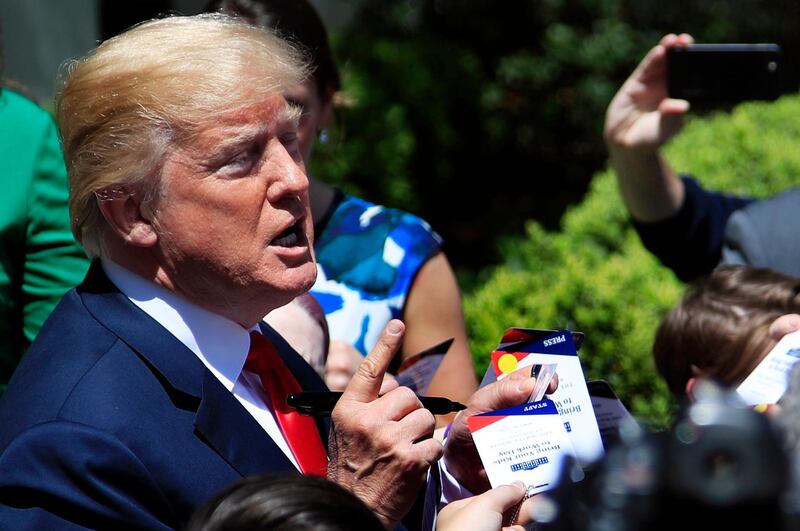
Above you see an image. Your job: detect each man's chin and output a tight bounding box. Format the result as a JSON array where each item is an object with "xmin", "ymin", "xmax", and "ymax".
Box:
[
  {"xmin": 285, "ymin": 260, "xmax": 318, "ymax": 295},
  {"xmin": 298, "ymin": 264, "xmax": 318, "ymax": 293}
]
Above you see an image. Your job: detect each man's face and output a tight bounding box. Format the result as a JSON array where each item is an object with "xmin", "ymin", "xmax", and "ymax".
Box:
[{"xmin": 151, "ymin": 96, "xmax": 316, "ymax": 325}]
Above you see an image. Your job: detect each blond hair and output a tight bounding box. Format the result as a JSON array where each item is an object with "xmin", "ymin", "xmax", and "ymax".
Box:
[{"xmin": 57, "ymin": 13, "xmax": 309, "ymax": 257}]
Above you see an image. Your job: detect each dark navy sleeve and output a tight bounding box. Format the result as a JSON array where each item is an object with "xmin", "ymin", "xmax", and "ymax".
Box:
[
  {"xmin": 632, "ymin": 176, "xmax": 755, "ymax": 282},
  {"xmin": 0, "ymin": 422, "xmax": 176, "ymax": 530}
]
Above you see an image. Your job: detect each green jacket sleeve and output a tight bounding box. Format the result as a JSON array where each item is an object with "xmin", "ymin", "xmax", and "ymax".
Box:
[
  {"xmin": 0, "ymin": 90, "xmax": 89, "ymax": 386},
  {"xmin": 23, "ymin": 111, "xmax": 90, "ymax": 343}
]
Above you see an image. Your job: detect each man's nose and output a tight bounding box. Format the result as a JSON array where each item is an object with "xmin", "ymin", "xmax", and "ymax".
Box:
[{"xmin": 266, "ymin": 149, "xmax": 309, "ymax": 204}]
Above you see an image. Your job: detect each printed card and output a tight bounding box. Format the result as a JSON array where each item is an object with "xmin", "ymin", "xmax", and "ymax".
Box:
[
  {"xmin": 489, "ymin": 330, "xmax": 604, "ymax": 467},
  {"xmin": 480, "ymin": 328, "xmax": 585, "ymax": 388},
  {"xmin": 737, "ymin": 329, "xmax": 800, "ymax": 405},
  {"xmin": 467, "ymin": 399, "xmax": 581, "ymax": 495}
]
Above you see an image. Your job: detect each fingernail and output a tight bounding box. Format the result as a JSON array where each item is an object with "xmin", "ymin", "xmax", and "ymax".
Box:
[{"xmin": 387, "ymin": 321, "xmax": 402, "ymax": 335}]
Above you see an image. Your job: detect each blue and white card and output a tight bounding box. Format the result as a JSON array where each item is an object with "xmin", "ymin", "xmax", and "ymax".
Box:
[
  {"xmin": 490, "ymin": 330, "xmax": 604, "ymax": 467},
  {"xmin": 467, "ymin": 399, "xmax": 581, "ymax": 495}
]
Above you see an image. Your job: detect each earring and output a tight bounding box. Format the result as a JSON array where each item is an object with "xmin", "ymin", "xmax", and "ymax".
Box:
[{"xmin": 318, "ymin": 129, "xmax": 329, "ymax": 144}]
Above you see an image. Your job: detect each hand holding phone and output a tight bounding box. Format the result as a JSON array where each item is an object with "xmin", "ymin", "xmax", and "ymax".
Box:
[
  {"xmin": 667, "ymin": 44, "xmax": 782, "ymax": 105},
  {"xmin": 604, "ymin": 33, "xmax": 693, "ymax": 159}
]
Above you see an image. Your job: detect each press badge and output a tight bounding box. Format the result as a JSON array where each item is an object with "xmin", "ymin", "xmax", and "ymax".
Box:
[
  {"xmin": 489, "ymin": 329, "xmax": 604, "ymax": 467},
  {"xmin": 467, "ymin": 399, "xmax": 581, "ymax": 495}
]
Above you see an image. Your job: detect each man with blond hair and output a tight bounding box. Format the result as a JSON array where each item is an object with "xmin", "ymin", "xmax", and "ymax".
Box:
[
  {"xmin": 0, "ymin": 14, "xmax": 442, "ymax": 529},
  {"xmin": 0, "ymin": 13, "xmax": 543, "ymax": 531}
]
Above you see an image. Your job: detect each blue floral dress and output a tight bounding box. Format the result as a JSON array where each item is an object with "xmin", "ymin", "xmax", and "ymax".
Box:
[{"xmin": 310, "ymin": 194, "xmax": 442, "ymax": 356}]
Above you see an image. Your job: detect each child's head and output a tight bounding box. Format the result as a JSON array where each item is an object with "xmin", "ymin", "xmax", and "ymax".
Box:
[{"xmin": 654, "ymin": 266, "xmax": 800, "ymax": 399}]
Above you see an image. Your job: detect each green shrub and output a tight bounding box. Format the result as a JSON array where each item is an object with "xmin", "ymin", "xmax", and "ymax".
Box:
[
  {"xmin": 464, "ymin": 94, "xmax": 800, "ymax": 427},
  {"xmin": 317, "ymin": 0, "xmax": 800, "ymax": 271}
]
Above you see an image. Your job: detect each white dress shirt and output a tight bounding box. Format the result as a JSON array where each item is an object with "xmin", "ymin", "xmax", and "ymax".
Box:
[{"xmin": 102, "ymin": 259, "xmax": 300, "ymax": 470}]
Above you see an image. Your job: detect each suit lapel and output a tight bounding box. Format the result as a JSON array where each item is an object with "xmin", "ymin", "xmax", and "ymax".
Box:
[
  {"xmin": 194, "ymin": 370, "xmax": 296, "ymax": 476},
  {"xmin": 79, "ymin": 262, "xmax": 298, "ymax": 477}
]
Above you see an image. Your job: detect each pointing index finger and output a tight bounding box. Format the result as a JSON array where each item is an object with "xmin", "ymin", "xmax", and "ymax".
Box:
[{"xmin": 340, "ymin": 319, "xmax": 405, "ymax": 403}]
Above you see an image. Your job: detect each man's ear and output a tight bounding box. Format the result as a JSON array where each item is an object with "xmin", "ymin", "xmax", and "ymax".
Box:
[{"xmin": 96, "ymin": 189, "xmax": 158, "ymax": 248}]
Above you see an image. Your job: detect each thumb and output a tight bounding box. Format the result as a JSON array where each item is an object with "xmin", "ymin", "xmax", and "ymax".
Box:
[
  {"xmin": 340, "ymin": 320, "xmax": 404, "ymax": 403},
  {"xmin": 472, "ymin": 482, "xmax": 526, "ymax": 513},
  {"xmin": 657, "ymin": 98, "xmax": 689, "ymax": 142},
  {"xmin": 770, "ymin": 313, "xmax": 800, "ymax": 342},
  {"xmin": 658, "ymin": 98, "xmax": 690, "ymax": 116},
  {"xmin": 464, "ymin": 372, "xmax": 536, "ymax": 419}
]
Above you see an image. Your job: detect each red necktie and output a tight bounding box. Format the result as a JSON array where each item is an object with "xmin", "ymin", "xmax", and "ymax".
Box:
[{"xmin": 245, "ymin": 331, "xmax": 328, "ymax": 476}]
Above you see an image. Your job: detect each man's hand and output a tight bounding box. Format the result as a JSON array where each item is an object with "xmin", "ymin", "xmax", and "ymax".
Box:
[
  {"xmin": 443, "ymin": 371, "xmax": 557, "ymax": 494},
  {"xmin": 325, "ymin": 340, "xmax": 398, "ymax": 392},
  {"xmin": 603, "ymin": 33, "xmax": 694, "ymax": 223},
  {"xmin": 327, "ymin": 320, "xmax": 443, "ymax": 529},
  {"xmin": 604, "ymin": 33, "xmax": 693, "ymax": 153}
]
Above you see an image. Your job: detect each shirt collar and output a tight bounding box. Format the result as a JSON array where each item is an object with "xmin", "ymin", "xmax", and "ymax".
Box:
[{"xmin": 102, "ymin": 259, "xmax": 255, "ymax": 391}]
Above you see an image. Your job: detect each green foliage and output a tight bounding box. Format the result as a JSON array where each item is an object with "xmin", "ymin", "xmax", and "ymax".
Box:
[
  {"xmin": 464, "ymin": 95, "xmax": 800, "ymax": 427},
  {"xmin": 316, "ymin": 0, "xmax": 800, "ymax": 271}
]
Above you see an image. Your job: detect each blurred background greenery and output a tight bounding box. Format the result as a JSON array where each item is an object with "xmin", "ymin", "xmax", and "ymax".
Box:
[{"xmin": 314, "ymin": 0, "xmax": 800, "ymax": 270}]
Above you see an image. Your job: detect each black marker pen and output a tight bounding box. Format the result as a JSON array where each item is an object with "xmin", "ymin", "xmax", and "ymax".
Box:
[{"xmin": 287, "ymin": 391, "xmax": 467, "ymax": 416}]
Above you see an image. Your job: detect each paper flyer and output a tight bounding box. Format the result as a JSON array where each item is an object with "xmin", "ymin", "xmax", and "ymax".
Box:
[
  {"xmin": 588, "ymin": 380, "xmax": 636, "ymax": 449},
  {"xmin": 395, "ymin": 338, "xmax": 453, "ymax": 395},
  {"xmin": 467, "ymin": 399, "xmax": 581, "ymax": 495},
  {"xmin": 737, "ymin": 329, "xmax": 800, "ymax": 405}
]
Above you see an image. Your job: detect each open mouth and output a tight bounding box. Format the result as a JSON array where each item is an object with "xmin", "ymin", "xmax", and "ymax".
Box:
[{"xmin": 271, "ymin": 221, "xmax": 306, "ymax": 248}]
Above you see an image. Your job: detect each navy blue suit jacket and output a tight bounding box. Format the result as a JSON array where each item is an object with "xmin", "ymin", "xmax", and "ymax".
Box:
[{"xmin": 0, "ymin": 262, "xmax": 328, "ymax": 530}]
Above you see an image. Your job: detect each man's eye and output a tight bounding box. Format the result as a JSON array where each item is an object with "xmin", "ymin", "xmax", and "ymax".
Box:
[
  {"xmin": 280, "ymin": 132, "xmax": 299, "ymax": 147},
  {"xmin": 221, "ymin": 145, "xmax": 260, "ymax": 173},
  {"xmin": 280, "ymin": 132, "xmax": 302, "ymax": 159}
]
